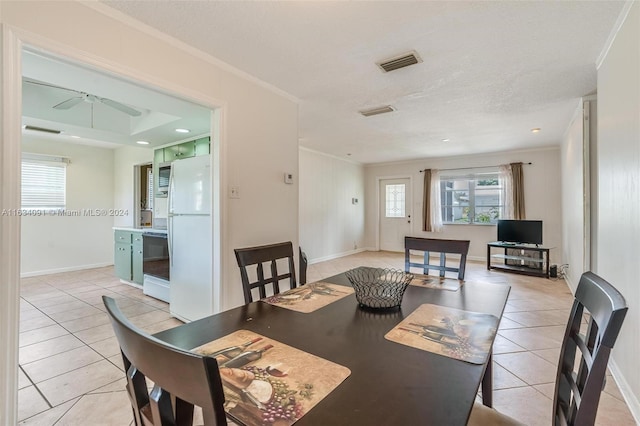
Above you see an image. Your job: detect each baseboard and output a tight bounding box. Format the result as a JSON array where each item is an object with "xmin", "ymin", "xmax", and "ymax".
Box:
[
  {"xmin": 308, "ymin": 248, "xmax": 368, "ymax": 265},
  {"xmin": 608, "ymin": 358, "xmax": 640, "ymax": 424},
  {"xmin": 20, "ymin": 262, "xmax": 113, "ymax": 278}
]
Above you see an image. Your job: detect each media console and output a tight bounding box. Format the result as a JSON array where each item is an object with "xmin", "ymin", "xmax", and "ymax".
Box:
[{"xmin": 487, "ymin": 242, "xmax": 551, "ymax": 278}]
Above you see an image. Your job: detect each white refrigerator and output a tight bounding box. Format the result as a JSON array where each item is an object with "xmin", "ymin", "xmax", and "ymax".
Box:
[{"xmin": 168, "ymin": 155, "xmax": 213, "ymax": 322}]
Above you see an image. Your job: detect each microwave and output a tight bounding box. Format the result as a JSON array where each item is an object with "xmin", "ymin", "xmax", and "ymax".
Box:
[{"xmin": 157, "ymin": 164, "xmax": 171, "ymax": 196}]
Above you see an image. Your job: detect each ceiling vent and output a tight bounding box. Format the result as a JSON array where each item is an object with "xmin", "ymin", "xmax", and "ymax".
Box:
[
  {"xmin": 377, "ymin": 51, "xmax": 422, "ymax": 73},
  {"xmin": 359, "ymin": 105, "xmax": 396, "ymax": 117},
  {"xmin": 23, "ymin": 125, "xmax": 62, "ymax": 134}
]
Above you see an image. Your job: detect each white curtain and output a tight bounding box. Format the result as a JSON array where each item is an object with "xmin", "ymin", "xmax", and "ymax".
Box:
[
  {"xmin": 500, "ymin": 164, "xmax": 513, "ymax": 219},
  {"xmin": 430, "ymin": 169, "xmax": 443, "ymax": 232}
]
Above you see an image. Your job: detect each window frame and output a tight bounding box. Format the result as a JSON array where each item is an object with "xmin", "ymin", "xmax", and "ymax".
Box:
[
  {"xmin": 440, "ymin": 171, "xmax": 503, "ymax": 225},
  {"xmin": 21, "ymin": 154, "xmax": 68, "ymax": 211}
]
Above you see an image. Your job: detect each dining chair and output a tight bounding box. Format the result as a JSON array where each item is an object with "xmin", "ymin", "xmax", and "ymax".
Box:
[
  {"xmin": 103, "ymin": 296, "xmax": 232, "ymax": 426},
  {"xmin": 299, "ymin": 247, "xmax": 308, "ymax": 285},
  {"xmin": 234, "ymin": 241, "xmax": 298, "ymax": 304},
  {"xmin": 404, "ymin": 236, "xmax": 470, "ymax": 280},
  {"xmin": 468, "ymin": 271, "xmax": 628, "ymax": 426}
]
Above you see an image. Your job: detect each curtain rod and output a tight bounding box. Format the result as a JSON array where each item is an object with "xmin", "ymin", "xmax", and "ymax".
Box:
[{"xmin": 419, "ymin": 162, "xmax": 532, "ymax": 173}]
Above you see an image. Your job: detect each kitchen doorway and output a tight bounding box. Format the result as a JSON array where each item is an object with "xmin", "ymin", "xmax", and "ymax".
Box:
[{"xmin": 134, "ymin": 163, "xmax": 154, "ymax": 228}]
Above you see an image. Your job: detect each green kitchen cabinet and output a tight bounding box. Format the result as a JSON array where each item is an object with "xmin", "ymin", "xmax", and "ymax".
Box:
[
  {"xmin": 164, "ymin": 140, "xmax": 195, "ymax": 162},
  {"xmin": 195, "ymin": 137, "xmax": 211, "ymax": 156},
  {"xmin": 114, "ymin": 230, "xmax": 144, "ymax": 285}
]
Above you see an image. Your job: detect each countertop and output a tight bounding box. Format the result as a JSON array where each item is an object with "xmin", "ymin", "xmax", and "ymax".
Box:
[{"xmin": 113, "ymin": 226, "xmax": 168, "ymax": 234}]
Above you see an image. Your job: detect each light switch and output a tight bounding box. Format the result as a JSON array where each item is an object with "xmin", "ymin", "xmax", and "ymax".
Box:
[
  {"xmin": 230, "ymin": 186, "xmax": 240, "ymax": 199},
  {"xmin": 284, "ymin": 173, "xmax": 294, "ymax": 184}
]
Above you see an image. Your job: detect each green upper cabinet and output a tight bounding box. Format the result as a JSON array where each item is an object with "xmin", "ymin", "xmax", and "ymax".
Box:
[
  {"xmin": 164, "ymin": 140, "xmax": 196, "ymax": 162},
  {"xmin": 195, "ymin": 137, "xmax": 211, "ymax": 156}
]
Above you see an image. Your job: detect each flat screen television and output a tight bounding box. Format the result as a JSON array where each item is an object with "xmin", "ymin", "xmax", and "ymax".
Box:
[{"xmin": 497, "ymin": 220, "xmax": 543, "ymax": 245}]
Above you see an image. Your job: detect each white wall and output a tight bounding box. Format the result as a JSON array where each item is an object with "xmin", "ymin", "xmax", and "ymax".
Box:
[
  {"xmin": 560, "ymin": 104, "xmax": 586, "ymax": 289},
  {"xmin": 364, "ymin": 148, "xmax": 562, "ymax": 262},
  {"xmin": 20, "ymin": 137, "xmax": 114, "ymax": 275},
  {"xmin": 112, "ymin": 145, "xmax": 154, "ymax": 228},
  {"xmin": 0, "ymin": 1, "xmax": 299, "ymax": 311},
  {"xmin": 596, "ymin": 1, "xmax": 640, "ymax": 419},
  {"xmin": 299, "ymin": 148, "xmax": 365, "ymax": 263}
]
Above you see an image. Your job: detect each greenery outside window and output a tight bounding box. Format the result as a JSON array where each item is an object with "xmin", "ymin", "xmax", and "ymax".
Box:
[{"xmin": 440, "ymin": 172, "xmax": 503, "ymax": 224}]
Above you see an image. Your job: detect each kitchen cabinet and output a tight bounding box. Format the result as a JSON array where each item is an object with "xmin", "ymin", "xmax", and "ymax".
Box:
[
  {"xmin": 195, "ymin": 137, "xmax": 210, "ymax": 156},
  {"xmin": 114, "ymin": 230, "xmax": 144, "ymax": 285},
  {"xmin": 153, "ymin": 137, "xmax": 211, "ymax": 198}
]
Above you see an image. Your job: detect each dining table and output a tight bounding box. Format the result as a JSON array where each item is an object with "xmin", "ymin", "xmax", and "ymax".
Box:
[{"xmin": 154, "ymin": 270, "xmax": 511, "ymax": 425}]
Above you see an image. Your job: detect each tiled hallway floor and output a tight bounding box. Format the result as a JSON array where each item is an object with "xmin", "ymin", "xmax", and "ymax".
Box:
[{"xmin": 17, "ymin": 251, "xmax": 637, "ymax": 425}]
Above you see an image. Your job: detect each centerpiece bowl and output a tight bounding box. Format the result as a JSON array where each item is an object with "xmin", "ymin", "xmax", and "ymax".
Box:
[{"xmin": 345, "ymin": 267, "xmax": 413, "ymax": 309}]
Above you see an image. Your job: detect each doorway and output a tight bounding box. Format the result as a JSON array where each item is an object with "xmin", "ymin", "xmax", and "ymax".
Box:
[{"xmin": 379, "ymin": 178, "xmax": 412, "ymax": 252}]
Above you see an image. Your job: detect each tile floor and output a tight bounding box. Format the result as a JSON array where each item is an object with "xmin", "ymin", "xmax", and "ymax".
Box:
[{"xmin": 17, "ymin": 251, "xmax": 637, "ymax": 425}]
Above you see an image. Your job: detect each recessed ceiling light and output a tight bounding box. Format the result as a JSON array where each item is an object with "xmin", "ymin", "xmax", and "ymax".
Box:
[
  {"xmin": 136, "ymin": 141, "xmax": 150, "ymax": 145},
  {"xmin": 70, "ymin": 135, "xmax": 81, "ymax": 139},
  {"xmin": 531, "ymin": 128, "xmax": 541, "ymax": 133},
  {"xmin": 442, "ymin": 138, "xmax": 450, "ymax": 142},
  {"xmin": 175, "ymin": 128, "xmax": 190, "ymax": 133}
]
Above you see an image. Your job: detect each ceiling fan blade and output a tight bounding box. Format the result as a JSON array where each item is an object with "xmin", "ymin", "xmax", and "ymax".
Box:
[
  {"xmin": 23, "ymin": 78, "xmax": 80, "ymax": 94},
  {"xmin": 99, "ymin": 98, "xmax": 142, "ymax": 116},
  {"xmin": 53, "ymin": 97, "xmax": 84, "ymax": 110}
]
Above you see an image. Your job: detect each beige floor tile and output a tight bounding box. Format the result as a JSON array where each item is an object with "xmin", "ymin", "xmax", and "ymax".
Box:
[
  {"xmin": 56, "ymin": 391, "xmax": 133, "ymax": 425},
  {"xmin": 19, "ymin": 316, "xmax": 57, "ymax": 333},
  {"xmin": 603, "ymin": 374, "xmax": 626, "ymax": 401},
  {"xmin": 492, "ymin": 386, "xmax": 553, "ymax": 425},
  {"xmin": 18, "ymin": 398, "xmax": 79, "ymax": 426},
  {"xmin": 118, "ymin": 302, "xmax": 158, "ymax": 317},
  {"xmin": 532, "ymin": 382, "xmax": 554, "ymax": 399},
  {"xmin": 127, "ymin": 309, "xmax": 172, "ymax": 327},
  {"xmin": 39, "ymin": 300, "xmax": 91, "ymax": 315},
  {"xmin": 21, "ymin": 290, "xmax": 68, "ymax": 303},
  {"xmin": 47, "ymin": 305, "xmax": 104, "ymax": 323},
  {"xmin": 19, "ymin": 335, "xmax": 85, "ymax": 365},
  {"xmin": 492, "ymin": 334, "xmax": 526, "ymax": 354},
  {"xmin": 141, "ymin": 318, "xmax": 184, "ymax": 334},
  {"xmin": 494, "ymin": 352, "xmax": 557, "ymax": 385},
  {"xmin": 503, "ymin": 309, "xmax": 569, "ymax": 327},
  {"xmin": 18, "ymin": 309, "xmax": 49, "ymax": 322},
  {"xmin": 493, "ymin": 362, "xmax": 528, "ymax": 390},
  {"xmin": 73, "ymin": 323, "xmax": 116, "ymax": 344},
  {"xmin": 18, "ymin": 367, "xmax": 31, "ymax": 390},
  {"xmin": 531, "ymin": 347, "xmax": 561, "ymax": 364},
  {"xmin": 58, "ymin": 312, "xmax": 110, "ymax": 333},
  {"xmin": 89, "ymin": 336, "xmax": 122, "ymax": 358},
  {"xmin": 594, "ymin": 391, "xmax": 637, "ymax": 425},
  {"xmin": 88, "ymin": 377, "xmax": 127, "ymax": 393},
  {"xmin": 19, "ymin": 324, "xmax": 69, "ymax": 347},
  {"xmin": 22, "ymin": 346, "xmax": 103, "ymax": 383},
  {"xmin": 498, "ymin": 326, "xmax": 565, "ymax": 350},
  {"xmin": 497, "ymin": 317, "xmax": 525, "ymax": 330},
  {"xmin": 28, "ymin": 295, "xmax": 79, "ymax": 309},
  {"xmin": 37, "ymin": 360, "xmax": 124, "ymax": 406},
  {"xmin": 17, "ymin": 386, "xmax": 50, "ymax": 422},
  {"xmin": 107, "ymin": 354, "xmax": 125, "ymax": 371}
]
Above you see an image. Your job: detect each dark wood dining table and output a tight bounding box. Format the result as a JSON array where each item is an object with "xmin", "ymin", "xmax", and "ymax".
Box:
[{"xmin": 154, "ymin": 271, "xmax": 511, "ymax": 425}]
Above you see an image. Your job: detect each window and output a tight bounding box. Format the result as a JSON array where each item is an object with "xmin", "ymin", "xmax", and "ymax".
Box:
[
  {"xmin": 147, "ymin": 168, "xmax": 154, "ymax": 210},
  {"xmin": 440, "ymin": 172, "xmax": 503, "ymax": 224},
  {"xmin": 21, "ymin": 154, "xmax": 67, "ymax": 210},
  {"xmin": 385, "ymin": 184, "xmax": 406, "ymax": 218}
]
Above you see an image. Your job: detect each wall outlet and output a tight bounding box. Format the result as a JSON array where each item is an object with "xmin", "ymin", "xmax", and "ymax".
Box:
[
  {"xmin": 230, "ymin": 186, "xmax": 240, "ymax": 199},
  {"xmin": 352, "ymin": 197, "xmax": 359, "ymax": 204},
  {"xmin": 284, "ymin": 173, "xmax": 294, "ymax": 184}
]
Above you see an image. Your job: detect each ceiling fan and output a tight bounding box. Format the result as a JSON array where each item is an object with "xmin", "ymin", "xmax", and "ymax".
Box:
[{"xmin": 24, "ymin": 78, "xmax": 142, "ymax": 117}]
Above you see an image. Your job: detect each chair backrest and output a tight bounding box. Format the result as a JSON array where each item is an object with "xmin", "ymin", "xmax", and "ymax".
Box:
[
  {"xmin": 299, "ymin": 247, "xmax": 308, "ymax": 285},
  {"xmin": 234, "ymin": 241, "xmax": 297, "ymax": 304},
  {"xmin": 404, "ymin": 236, "xmax": 470, "ymax": 280},
  {"xmin": 103, "ymin": 296, "xmax": 227, "ymax": 426},
  {"xmin": 552, "ymin": 272, "xmax": 627, "ymax": 426}
]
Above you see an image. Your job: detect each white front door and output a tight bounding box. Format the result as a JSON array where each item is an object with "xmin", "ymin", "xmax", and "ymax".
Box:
[{"xmin": 379, "ymin": 178, "xmax": 412, "ymax": 251}]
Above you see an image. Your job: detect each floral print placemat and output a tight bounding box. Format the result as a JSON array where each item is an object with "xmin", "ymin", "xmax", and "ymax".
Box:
[
  {"xmin": 385, "ymin": 304, "xmax": 499, "ymax": 364},
  {"xmin": 193, "ymin": 330, "xmax": 351, "ymax": 425},
  {"xmin": 409, "ymin": 274, "xmax": 462, "ymax": 291},
  {"xmin": 261, "ymin": 282, "xmax": 354, "ymax": 313}
]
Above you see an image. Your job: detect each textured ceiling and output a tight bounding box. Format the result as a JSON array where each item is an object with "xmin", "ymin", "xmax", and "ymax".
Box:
[{"xmin": 103, "ymin": 1, "xmax": 625, "ymax": 164}]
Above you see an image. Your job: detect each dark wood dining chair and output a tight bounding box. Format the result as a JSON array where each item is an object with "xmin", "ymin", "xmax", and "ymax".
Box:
[
  {"xmin": 299, "ymin": 247, "xmax": 308, "ymax": 285},
  {"xmin": 103, "ymin": 296, "xmax": 232, "ymax": 426},
  {"xmin": 234, "ymin": 241, "xmax": 298, "ymax": 304},
  {"xmin": 468, "ymin": 271, "xmax": 628, "ymax": 426},
  {"xmin": 404, "ymin": 236, "xmax": 470, "ymax": 280}
]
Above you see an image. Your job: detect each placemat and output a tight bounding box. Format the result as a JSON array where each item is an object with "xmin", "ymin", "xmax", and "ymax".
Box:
[
  {"xmin": 261, "ymin": 282, "xmax": 354, "ymax": 313},
  {"xmin": 385, "ymin": 304, "xmax": 499, "ymax": 364},
  {"xmin": 409, "ymin": 274, "xmax": 462, "ymax": 291},
  {"xmin": 192, "ymin": 330, "xmax": 351, "ymax": 425}
]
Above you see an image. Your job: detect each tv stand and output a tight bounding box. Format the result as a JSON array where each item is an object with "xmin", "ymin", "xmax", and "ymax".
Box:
[{"xmin": 487, "ymin": 242, "xmax": 550, "ymax": 278}]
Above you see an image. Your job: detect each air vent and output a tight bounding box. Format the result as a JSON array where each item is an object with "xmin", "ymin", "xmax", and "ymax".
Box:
[
  {"xmin": 377, "ymin": 51, "xmax": 422, "ymax": 73},
  {"xmin": 23, "ymin": 125, "xmax": 61, "ymax": 134},
  {"xmin": 359, "ymin": 105, "xmax": 396, "ymax": 117}
]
